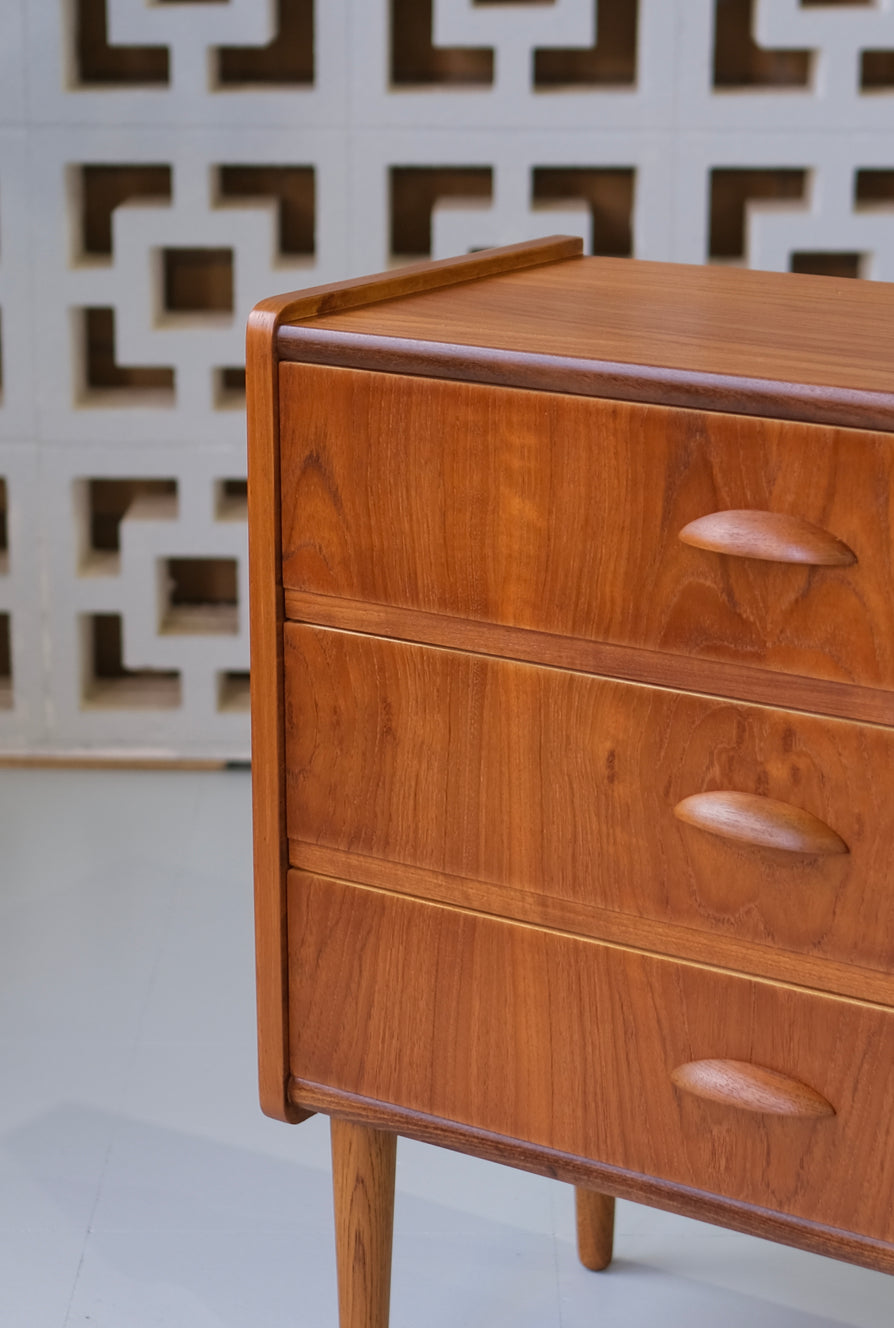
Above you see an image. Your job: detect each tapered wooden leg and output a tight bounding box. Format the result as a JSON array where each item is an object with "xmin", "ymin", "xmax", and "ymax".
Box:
[
  {"xmin": 574, "ymin": 1188, "xmax": 615, "ymax": 1271},
  {"xmin": 331, "ymin": 1118, "xmax": 397, "ymax": 1328}
]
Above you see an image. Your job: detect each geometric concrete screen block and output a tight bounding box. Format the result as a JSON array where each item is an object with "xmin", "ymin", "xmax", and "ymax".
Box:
[
  {"xmin": 4, "ymin": 0, "xmax": 894, "ymax": 756},
  {"xmin": 40, "ymin": 452, "xmax": 251, "ymax": 759}
]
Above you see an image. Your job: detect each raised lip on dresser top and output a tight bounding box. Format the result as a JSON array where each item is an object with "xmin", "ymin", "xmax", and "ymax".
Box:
[{"xmin": 271, "ymin": 238, "xmax": 894, "ymax": 433}]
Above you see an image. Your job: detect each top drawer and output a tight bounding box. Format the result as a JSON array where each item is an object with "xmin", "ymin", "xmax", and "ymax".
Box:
[{"xmin": 279, "ymin": 364, "xmax": 894, "ymax": 693}]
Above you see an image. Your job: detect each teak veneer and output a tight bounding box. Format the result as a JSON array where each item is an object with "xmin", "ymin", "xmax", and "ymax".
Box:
[{"xmin": 247, "ymin": 237, "xmax": 894, "ymax": 1326}]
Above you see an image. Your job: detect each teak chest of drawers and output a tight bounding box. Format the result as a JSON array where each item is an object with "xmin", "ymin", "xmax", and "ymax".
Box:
[{"xmin": 247, "ymin": 237, "xmax": 894, "ymax": 1326}]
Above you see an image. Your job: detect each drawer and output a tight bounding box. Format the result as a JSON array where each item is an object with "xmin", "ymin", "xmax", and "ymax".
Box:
[
  {"xmin": 288, "ymin": 873, "xmax": 894, "ymax": 1245},
  {"xmin": 284, "ymin": 625, "xmax": 894, "ymax": 973},
  {"xmin": 279, "ymin": 364, "xmax": 894, "ymax": 693}
]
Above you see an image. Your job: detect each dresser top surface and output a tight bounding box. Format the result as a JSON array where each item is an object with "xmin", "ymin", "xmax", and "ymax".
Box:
[{"xmin": 290, "ymin": 255, "xmax": 894, "ymax": 402}]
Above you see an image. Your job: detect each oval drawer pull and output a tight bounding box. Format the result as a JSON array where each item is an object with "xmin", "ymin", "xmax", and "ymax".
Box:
[
  {"xmin": 673, "ymin": 791, "xmax": 848, "ymax": 856},
  {"xmin": 671, "ymin": 1059, "xmax": 835, "ymax": 1118},
  {"xmin": 678, "ymin": 510, "xmax": 856, "ymax": 566}
]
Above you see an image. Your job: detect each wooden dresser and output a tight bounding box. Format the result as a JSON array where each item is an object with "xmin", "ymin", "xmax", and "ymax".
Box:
[{"xmin": 247, "ymin": 237, "xmax": 894, "ymax": 1326}]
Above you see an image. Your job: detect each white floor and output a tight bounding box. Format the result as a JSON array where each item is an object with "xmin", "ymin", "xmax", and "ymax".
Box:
[{"xmin": 1, "ymin": 767, "xmax": 892, "ymax": 1328}]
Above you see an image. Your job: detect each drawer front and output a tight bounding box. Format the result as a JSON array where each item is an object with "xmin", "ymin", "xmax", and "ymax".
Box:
[
  {"xmin": 288, "ymin": 873, "xmax": 894, "ymax": 1244},
  {"xmin": 284, "ymin": 625, "xmax": 894, "ymax": 972},
  {"xmin": 279, "ymin": 364, "xmax": 894, "ymax": 693}
]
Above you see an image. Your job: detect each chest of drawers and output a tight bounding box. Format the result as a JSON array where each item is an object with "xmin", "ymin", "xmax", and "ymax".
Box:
[{"xmin": 247, "ymin": 237, "xmax": 894, "ymax": 1326}]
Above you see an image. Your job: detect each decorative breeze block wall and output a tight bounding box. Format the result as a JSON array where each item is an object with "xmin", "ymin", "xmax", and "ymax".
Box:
[{"xmin": 2, "ymin": 0, "xmax": 893, "ymax": 758}]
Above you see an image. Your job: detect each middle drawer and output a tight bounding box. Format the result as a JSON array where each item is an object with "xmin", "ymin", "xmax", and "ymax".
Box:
[{"xmin": 284, "ymin": 624, "xmax": 894, "ymax": 972}]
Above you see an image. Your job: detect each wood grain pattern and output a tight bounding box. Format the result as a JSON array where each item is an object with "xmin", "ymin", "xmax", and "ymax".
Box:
[
  {"xmin": 673, "ymin": 791, "xmax": 849, "ymax": 857},
  {"xmin": 276, "ymin": 324, "xmax": 894, "ymax": 435},
  {"xmin": 283, "ymin": 626, "xmax": 894, "ymax": 974},
  {"xmin": 252, "ymin": 235, "xmax": 581, "ymax": 328},
  {"xmin": 249, "ymin": 242, "xmax": 580, "ymax": 1124},
  {"xmin": 331, "ymin": 1119, "xmax": 396, "ymax": 1328},
  {"xmin": 678, "ymin": 511, "xmax": 857, "ymax": 567},
  {"xmin": 287, "ymin": 873, "xmax": 894, "ymax": 1245},
  {"xmin": 575, "ymin": 1189, "xmax": 615, "ymax": 1271},
  {"xmin": 282, "ymin": 589, "xmax": 894, "ymax": 728},
  {"xmin": 246, "ymin": 295, "xmax": 306, "ymax": 1124},
  {"xmin": 292, "ymin": 1081, "xmax": 894, "ymax": 1275},
  {"xmin": 254, "ymin": 249, "xmax": 894, "ymax": 1302},
  {"xmin": 278, "ymin": 257, "xmax": 894, "ymax": 431},
  {"xmin": 670, "ymin": 1060, "xmax": 835, "ymax": 1118},
  {"xmin": 279, "ymin": 365, "xmax": 894, "ymax": 693},
  {"xmin": 287, "ymin": 841, "xmax": 894, "ymax": 1008}
]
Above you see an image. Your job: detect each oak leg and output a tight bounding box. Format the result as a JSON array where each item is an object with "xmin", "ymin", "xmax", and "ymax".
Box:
[
  {"xmin": 574, "ymin": 1188, "xmax": 615, "ymax": 1271},
  {"xmin": 331, "ymin": 1118, "xmax": 397, "ymax": 1328}
]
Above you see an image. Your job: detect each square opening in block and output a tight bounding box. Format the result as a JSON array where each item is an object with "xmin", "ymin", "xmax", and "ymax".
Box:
[
  {"xmin": 215, "ymin": 367, "xmax": 246, "ymax": 410},
  {"xmin": 218, "ymin": 670, "xmax": 250, "ymax": 712},
  {"xmin": 862, "ymin": 50, "xmax": 894, "ymax": 90},
  {"xmin": 713, "ymin": 0, "xmax": 811, "ymax": 88},
  {"xmin": 390, "ymin": 167, "xmax": 493, "ymax": 260},
  {"xmin": 83, "ymin": 478, "xmax": 178, "ymax": 574},
  {"xmin": 83, "ymin": 613, "xmax": 180, "ymax": 709},
  {"xmin": 79, "ymin": 164, "xmax": 173, "ymax": 258},
  {"xmin": 81, "ymin": 308, "xmax": 175, "ymax": 404},
  {"xmin": 534, "ymin": 0, "xmax": 638, "ymax": 88},
  {"xmin": 0, "ymin": 613, "xmax": 11, "ymax": 709},
  {"xmin": 391, "ymin": 0, "xmax": 493, "ymax": 85},
  {"xmin": 216, "ymin": 0, "xmax": 314, "ymax": 85},
  {"xmin": 74, "ymin": 0, "xmax": 169, "ymax": 85},
  {"xmin": 215, "ymin": 479, "xmax": 248, "ymax": 520},
  {"xmin": 161, "ymin": 558, "xmax": 239, "ymax": 635},
  {"xmin": 0, "ymin": 478, "xmax": 7, "ymax": 574},
  {"xmin": 709, "ymin": 169, "xmax": 807, "ymax": 262},
  {"xmin": 790, "ymin": 252, "xmax": 863, "ymax": 279},
  {"xmin": 855, "ymin": 170, "xmax": 894, "ymax": 208},
  {"xmin": 162, "ymin": 249, "xmax": 234, "ymax": 314},
  {"xmin": 217, "ymin": 167, "xmax": 315, "ymax": 257}
]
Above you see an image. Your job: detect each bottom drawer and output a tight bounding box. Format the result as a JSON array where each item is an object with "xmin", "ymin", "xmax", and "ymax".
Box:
[{"xmin": 288, "ymin": 871, "xmax": 894, "ymax": 1245}]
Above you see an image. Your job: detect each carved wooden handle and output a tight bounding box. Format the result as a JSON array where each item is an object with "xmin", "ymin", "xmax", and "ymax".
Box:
[
  {"xmin": 671, "ymin": 1059, "xmax": 835, "ymax": 1118},
  {"xmin": 678, "ymin": 510, "xmax": 856, "ymax": 566},
  {"xmin": 673, "ymin": 790, "xmax": 848, "ymax": 856}
]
